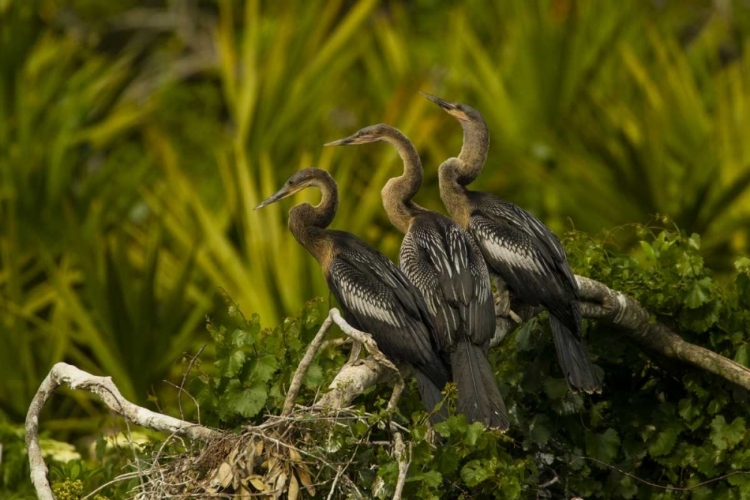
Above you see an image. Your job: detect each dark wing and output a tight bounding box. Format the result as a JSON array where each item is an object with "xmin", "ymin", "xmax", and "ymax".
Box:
[
  {"xmin": 399, "ymin": 228, "xmax": 460, "ymax": 352},
  {"xmin": 477, "ymin": 197, "xmax": 578, "ymax": 294},
  {"xmin": 326, "ymin": 237, "xmax": 448, "ymax": 388},
  {"xmin": 469, "ymin": 213, "xmax": 565, "ymax": 303},
  {"xmin": 469, "ymin": 213, "xmax": 579, "ymax": 330},
  {"xmin": 400, "ymin": 215, "xmax": 495, "ymax": 350},
  {"xmin": 465, "ymin": 235, "xmax": 496, "ymax": 346}
]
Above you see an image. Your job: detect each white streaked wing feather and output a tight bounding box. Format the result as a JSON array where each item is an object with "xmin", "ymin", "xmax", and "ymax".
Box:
[
  {"xmin": 335, "ymin": 266, "xmax": 402, "ymax": 327},
  {"xmin": 481, "ymin": 238, "xmax": 544, "ymax": 275}
]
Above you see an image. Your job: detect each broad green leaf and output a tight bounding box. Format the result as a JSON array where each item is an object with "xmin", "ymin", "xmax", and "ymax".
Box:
[
  {"xmin": 407, "ymin": 470, "xmax": 442, "ymax": 488},
  {"xmin": 231, "ymin": 328, "xmax": 254, "ymax": 347},
  {"xmin": 530, "ymin": 415, "xmax": 552, "ymax": 445},
  {"xmin": 678, "ymin": 398, "xmax": 702, "ymax": 422},
  {"xmin": 685, "ymin": 278, "xmax": 712, "ymax": 309},
  {"xmin": 220, "ymin": 350, "xmax": 246, "ymax": 379},
  {"xmin": 460, "ymin": 459, "xmax": 494, "ymax": 487},
  {"xmin": 251, "ymin": 354, "xmax": 279, "ymax": 383},
  {"xmin": 688, "ymin": 233, "xmax": 702, "ymax": 250},
  {"xmin": 648, "ymin": 427, "xmax": 679, "ymax": 457},
  {"xmin": 585, "ymin": 428, "xmax": 621, "ymax": 464},
  {"xmin": 222, "ymin": 381, "xmax": 267, "ymax": 419},
  {"xmin": 464, "ymin": 422, "xmax": 485, "ymax": 447},
  {"xmin": 543, "ymin": 378, "xmax": 569, "ymax": 400},
  {"xmin": 736, "ymin": 345, "xmax": 750, "ymax": 368},
  {"xmin": 304, "ymin": 363, "xmax": 324, "ymax": 388},
  {"xmin": 639, "ymin": 241, "xmax": 656, "ymax": 260},
  {"xmin": 710, "ymin": 416, "xmax": 746, "ymax": 451}
]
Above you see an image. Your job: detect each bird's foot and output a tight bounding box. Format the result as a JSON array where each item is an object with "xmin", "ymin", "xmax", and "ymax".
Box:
[
  {"xmin": 345, "ymin": 341, "xmax": 362, "ymax": 366},
  {"xmin": 509, "ymin": 310, "xmax": 522, "ymax": 324},
  {"xmin": 494, "ymin": 292, "xmax": 511, "ymax": 317}
]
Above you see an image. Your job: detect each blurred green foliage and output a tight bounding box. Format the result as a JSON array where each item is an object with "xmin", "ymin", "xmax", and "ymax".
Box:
[{"xmin": 1, "ymin": 0, "xmax": 749, "ymax": 464}]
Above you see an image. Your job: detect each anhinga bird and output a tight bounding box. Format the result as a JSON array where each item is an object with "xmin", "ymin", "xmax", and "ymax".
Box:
[
  {"xmin": 326, "ymin": 125, "xmax": 508, "ymax": 429},
  {"xmin": 254, "ymin": 168, "xmax": 449, "ymax": 417},
  {"xmin": 422, "ymin": 92, "xmax": 602, "ymax": 394}
]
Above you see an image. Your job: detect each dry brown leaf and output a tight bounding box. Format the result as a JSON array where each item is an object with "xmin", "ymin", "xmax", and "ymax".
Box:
[
  {"xmin": 227, "ymin": 446, "xmax": 239, "ymax": 465},
  {"xmin": 288, "ymin": 447, "xmax": 302, "ymax": 462},
  {"xmin": 274, "ymin": 471, "xmax": 288, "ymax": 500},
  {"xmin": 245, "ymin": 440, "xmax": 256, "ymax": 460},
  {"xmin": 297, "ymin": 466, "xmax": 315, "ymax": 497},
  {"xmin": 287, "ymin": 474, "xmax": 299, "ymax": 500},
  {"xmin": 255, "ymin": 439, "xmax": 264, "ymax": 456},
  {"xmin": 232, "ymin": 466, "xmax": 242, "ymax": 490},
  {"xmin": 247, "ymin": 475, "xmax": 267, "ymax": 492},
  {"xmin": 296, "ymin": 467, "xmax": 315, "ymax": 496},
  {"xmin": 216, "ymin": 462, "xmax": 233, "ymax": 489},
  {"xmin": 263, "ymin": 455, "xmax": 278, "ymax": 471},
  {"xmin": 240, "ymin": 484, "xmax": 253, "ymax": 500}
]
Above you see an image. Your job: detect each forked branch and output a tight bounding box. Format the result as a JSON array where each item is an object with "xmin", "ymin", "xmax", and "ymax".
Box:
[{"xmin": 25, "ymin": 363, "xmax": 222, "ymax": 500}]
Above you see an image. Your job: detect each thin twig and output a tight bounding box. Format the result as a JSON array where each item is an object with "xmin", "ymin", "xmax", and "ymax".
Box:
[
  {"xmin": 80, "ymin": 471, "xmax": 142, "ymax": 500},
  {"xmin": 386, "ymin": 375, "xmax": 405, "ymax": 414},
  {"xmin": 163, "ymin": 380, "xmax": 203, "ymax": 428},
  {"xmin": 175, "ymin": 345, "xmax": 207, "ymax": 422},
  {"xmin": 326, "ymin": 466, "xmax": 344, "ymax": 500},
  {"xmin": 572, "ymin": 456, "xmax": 750, "ymax": 491},
  {"xmin": 391, "ymin": 431, "xmax": 411, "ymax": 500},
  {"xmin": 282, "ymin": 311, "xmax": 335, "ymax": 416},
  {"xmin": 329, "ymin": 309, "xmax": 400, "ymax": 376}
]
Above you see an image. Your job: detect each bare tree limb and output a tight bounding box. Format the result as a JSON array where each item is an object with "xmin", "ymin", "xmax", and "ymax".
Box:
[
  {"xmin": 391, "ymin": 431, "xmax": 411, "ymax": 500},
  {"xmin": 488, "ymin": 275, "xmax": 750, "ymax": 391},
  {"xmin": 317, "ymin": 356, "xmax": 396, "ymax": 409},
  {"xmin": 25, "ymin": 362, "xmax": 222, "ymax": 500},
  {"xmin": 315, "ymin": 309, "xmax": 402, "ymax": 410},
  {"xmin": 282, "ymin": 311, "xmax": 335, "ymax": 416},
  {"xmin": 574, "ymin": 276, "xmax": 750, "ymax": 391}
]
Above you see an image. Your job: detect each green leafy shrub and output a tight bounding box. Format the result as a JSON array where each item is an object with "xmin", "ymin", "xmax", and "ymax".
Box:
[{"xmin": 133, "ymin": 225, "xmax": 745, "ymax": 498}]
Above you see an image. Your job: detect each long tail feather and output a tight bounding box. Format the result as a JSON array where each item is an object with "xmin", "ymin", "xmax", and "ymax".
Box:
[
  {"xmin": 450, "ymin": 341, "xmax": 509, "ymax": 430},
  {"xmin": 550, "ymin": 315, "xmax": 602, "ymax": 393},
  {"xmin": 415, "ymin": 371, "xmax": 449, "ymax": 424}
]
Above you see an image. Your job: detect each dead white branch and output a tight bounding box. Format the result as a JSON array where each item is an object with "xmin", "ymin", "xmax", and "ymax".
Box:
[
  {"xmin": 282, "ymin": 310, "xmax": 335, "ymax": 416},
  {"xmin": 25, "ymin": 362, "xmax": 222, "ymax": 500}
]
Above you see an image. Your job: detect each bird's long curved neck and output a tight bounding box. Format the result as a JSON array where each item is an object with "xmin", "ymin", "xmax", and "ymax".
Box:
[
  {"xmin": 381, "ymin": 131, "xmax": 424, "ymax": 234},
  {"xmin": 439, "ymin": 161, "xmax": 472, "ymax": 229},
  {"xmin": 288, "ymin": 180, "xmax": 338, "ymax": 259},
  {"xmin": 457, "ymin": 119, "xmax": 490, "ymax": 185}
]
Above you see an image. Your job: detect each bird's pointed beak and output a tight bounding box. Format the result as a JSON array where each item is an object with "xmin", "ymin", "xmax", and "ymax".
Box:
[
  {"xmin": 419, "ymin": 91, "xmax": 455, "ymax": 111},
  {"xmin": 254, "ymin": 186, "xmax": 295, "ymax": 210},
  {"xmin": 324, "ymin": 133, "xmax": 360, "ymax": 147},
  {"xmin": 419, "ymin": 91, "xmax": 469, "ymax": 121}
]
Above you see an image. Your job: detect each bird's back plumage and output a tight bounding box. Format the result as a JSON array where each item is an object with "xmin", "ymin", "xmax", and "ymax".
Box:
[
  {"xmin": 399, "ymin": 213, "xmax": 509, "ymax": 428},
  {"xmin": 324, "ymin": 231, "xmax": 451, "ymax": 400},
  {"xmin": 467, "ymin": 191, "xmax": 602, "ymax": 393}
]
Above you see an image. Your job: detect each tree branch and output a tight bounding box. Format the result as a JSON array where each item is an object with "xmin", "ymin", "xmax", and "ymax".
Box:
[
  {"xmin": 282, "ymin": 310, "xmax": 335, "ymax": 416},
  {"xmin": 574, "ymin": 276, "xmax": 750, "ymax": 391},
  {"xmin": 25, "ymin": 362, "xmax": 222, "ymax": 500},
  {"xmin": 488, "ymin": 275, "xmax": 750, "ymax": 391}
]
